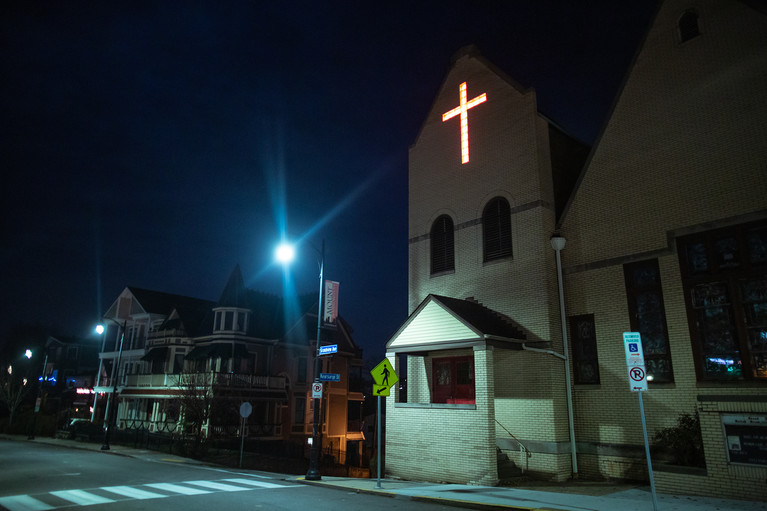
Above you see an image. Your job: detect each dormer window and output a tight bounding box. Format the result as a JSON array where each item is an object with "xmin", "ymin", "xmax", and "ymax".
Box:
[
  {"xmin": 678, "ymin": 9, "xmax": 700, "ymax": 43},
  {"xmin": 213, "ymin": 308, "xmax": 250, "ymax": 333}
]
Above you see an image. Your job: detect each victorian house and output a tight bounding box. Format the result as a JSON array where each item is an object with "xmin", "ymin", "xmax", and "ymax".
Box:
[{"xmin": 94, "ymin": 265, "xmax": 365, "ymax": 462}]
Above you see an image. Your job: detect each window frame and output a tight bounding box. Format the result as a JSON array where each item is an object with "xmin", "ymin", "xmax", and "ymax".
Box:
[
  {"xmin": 569, "ymin": 314, "xmax": 600, "ymax": 384},
  {"xmin": 431, "ymin": 355, "xmax": 475, "ymax": 404},
  {"xmin": 677, "ymin": 220, "xmax": 767, "ymax": 381},
  {"xmin": 623, "ymin": 258, "xmax": 674, "ymax": 383},
  {"xmin": 482, "ymin": 197, "xmax": 513, "ymax": 262},
  {"xmin": 430, "ymin": 214, "xmax": 455, "ymax": 275},
  {"xmin": 678, "ymin": 9, "xmax": 700, "ymax": 43}
]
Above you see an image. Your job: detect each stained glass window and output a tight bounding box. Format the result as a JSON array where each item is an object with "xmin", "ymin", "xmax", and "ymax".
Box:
[
  {"xmin": 624, "ymin": 259, "xmax": 673, "ymax": 382},
  {"xmin": 677, "ymin": 220, "xmax": 767, "ymax": 380},
  {"xmin": 569, "ymin": 314, "xmax": 600, "ymax": 384}
]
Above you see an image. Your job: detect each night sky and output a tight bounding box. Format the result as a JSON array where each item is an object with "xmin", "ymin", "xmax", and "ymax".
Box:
[{"xmin": 1, "ymin": 1, "xmax": 658, "ymax": 361}]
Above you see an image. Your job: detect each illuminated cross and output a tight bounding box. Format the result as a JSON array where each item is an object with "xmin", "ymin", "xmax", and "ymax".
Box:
[{"xmin": 442, "ymin": 81, "xmax": 487, "ymax": 164}]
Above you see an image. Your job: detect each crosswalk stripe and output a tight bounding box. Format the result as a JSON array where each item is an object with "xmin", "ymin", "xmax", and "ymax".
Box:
[
  {"xmin": 183, "ymin": 480, "xmax": 250, "ymax": 492},
  {"xmin": 49, "ymin": 489, "xmax": 115, "ymax": 506},
  {"xmin": 144, "ymin": 482, "xmax": 212, "ymax": 495},
  {"xmin": 0, "ymin": 477, "xmax": 290, "ymax": 510},
  {"xmin": 0, "ymin": 495, "xmax": 54, "ymax": 511},
  {"xmin": 101, "ymin": 485, "xmax": 166, "ymax": 500},
  {"xmin": 222, "ymin": 478, "xmax": 292, "ymax": 489}
]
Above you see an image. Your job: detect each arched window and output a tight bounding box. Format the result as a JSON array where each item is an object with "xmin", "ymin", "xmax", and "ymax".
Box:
[
  {"xmin": 482, "ymin": 197, "xmax": 512, "ymax": 261},
  {"xmin": 430, "ymin": 215, "xmax": 455, "ymax": 274},
  {"xmin": 678, "ymin": 10, "xmax": 700, "ymax": 43}
]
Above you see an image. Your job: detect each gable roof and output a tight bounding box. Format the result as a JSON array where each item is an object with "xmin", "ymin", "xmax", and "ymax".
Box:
[{"xmin": 386, "ymin": 294, "xmax": 526, "ymax": 353}]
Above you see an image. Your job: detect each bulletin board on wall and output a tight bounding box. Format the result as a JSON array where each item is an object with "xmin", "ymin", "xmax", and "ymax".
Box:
[{"xmin": 722, "ymin": 414, "xmax": 767, "ymax": 466}]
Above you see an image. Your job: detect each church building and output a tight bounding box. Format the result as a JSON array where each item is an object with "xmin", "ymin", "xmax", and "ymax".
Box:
[{"xmin": 385, "ymin": 0, "xmax": 767, "ymax": 500}]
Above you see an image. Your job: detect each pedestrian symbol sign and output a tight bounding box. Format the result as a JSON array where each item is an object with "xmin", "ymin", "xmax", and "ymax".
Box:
[{"xmin": 371, "ymin": 358, "xmax": 398, "ymax": 389}]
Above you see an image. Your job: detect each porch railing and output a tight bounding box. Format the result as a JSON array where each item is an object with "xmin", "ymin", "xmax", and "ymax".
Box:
[{"xmin": 119, "ymin": 372, "xmax": 286, "ymax": 390}]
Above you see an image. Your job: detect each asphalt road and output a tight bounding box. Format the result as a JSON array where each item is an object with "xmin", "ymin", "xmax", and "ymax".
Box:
[{"xmin": 0, "ymin": 440, "xmax": 453, "ymax": 511}]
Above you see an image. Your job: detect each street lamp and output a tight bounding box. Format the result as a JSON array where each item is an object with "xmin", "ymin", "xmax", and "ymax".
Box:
[
  {"xmin": 101, "ymin": 319, "xmax": 126, "ymax": 451},
  {"xmin": 91, "ymin": 324, "xmax": 108, "ymax": 422},
  {"xmin": 276, "ymin": 238, "xmax": 325, "ymax": 481}
]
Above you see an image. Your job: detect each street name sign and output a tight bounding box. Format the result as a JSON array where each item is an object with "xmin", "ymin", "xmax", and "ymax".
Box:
[
  {"xmin": 319, "ymin": 344, "xmax": 337, "ymax": 356},
  {"xmin": 319, "ymin": 373, "xmax": 341, "ymax": 382}
]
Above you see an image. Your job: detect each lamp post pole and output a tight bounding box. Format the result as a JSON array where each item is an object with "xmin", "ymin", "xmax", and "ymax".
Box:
[
  {"xmin": 27, "ymin": 349, "xmax": 48, "ymax": 440},
  {"xmin": 101, "ymin": 320, "xmax": 126, "ymax": 451},
  {"xmin": 91, "ymin": 325, "xmax": 108, "ymax": 422},
  {"xmin": 306, "ymin": 239, "xmax": 325, "ymax": 481}
]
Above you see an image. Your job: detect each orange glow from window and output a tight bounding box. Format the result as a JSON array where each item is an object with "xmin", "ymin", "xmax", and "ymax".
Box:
[{"xmin": 442, "ymin": 82, "xmax": 487, "ymax": 164}]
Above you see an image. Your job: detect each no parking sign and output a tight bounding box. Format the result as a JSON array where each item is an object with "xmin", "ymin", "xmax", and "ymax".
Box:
[{"xmin": 623, "ymin": 332, "xmax": 647, "ymax": 392}]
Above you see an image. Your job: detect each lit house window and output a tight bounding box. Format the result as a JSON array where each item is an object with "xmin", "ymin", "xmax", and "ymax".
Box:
[
  {"xmin": 482, "ymin": 197, "xmax": 512, "ymax": 262},
  {"xmin": 677, "ymin": 221, "xmax": 767, "ymax": 380},
  {"xmin": 432, "ymin": 356, "xmax": 474, "ymax": 404},
  {"xmin": 431, "ymin": 215, "xmax": 455, "ymax": 275},
  {"xmin": 623, "ymin": 259, "xmax": 674, "ymax": 382}
]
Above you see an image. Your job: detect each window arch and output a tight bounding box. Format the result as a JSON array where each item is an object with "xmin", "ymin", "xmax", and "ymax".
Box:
[
  {"xmin": 482, "ymin": 197, "xmax": 512, "ymax": 262},
  {"xmin": 678, "ymin": 9, "xmax": 700, "ymax": 43},
  {"xmin": 431, "ymin": 215, "xmax": 455, "ymax": 274}
]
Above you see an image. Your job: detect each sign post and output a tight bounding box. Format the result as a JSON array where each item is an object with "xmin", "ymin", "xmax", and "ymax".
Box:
[
  {"xmin": 623, "ymin": 332, "xmax": 658, "ymax": 511},
  {"xmin": 239, "ymin": 402, "xmax": 252, "ymax": 468},
  {"xmin": 370, "ymin": 358, "xmax": 399, "ymax": 489}
]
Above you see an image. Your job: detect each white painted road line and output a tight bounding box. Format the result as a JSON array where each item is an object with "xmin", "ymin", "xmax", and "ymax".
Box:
[
  {"xmin": 0, "ymin": 495, "xmax": 54, "ymax": 511},
  {"xmin": 145, "ymin": 482, "xmax": 212, "ymax": 495},
  {"xmin": 183, "ymin": 480, "xmax": 250, "ymax": 492},
  {"xmin": 222, "ymin": 478, "xmax": 294, "ymax": 489},
  {"xmin": 101, "ymin": 485, "xmax": 167, "ymax": 499},
  {"xmin": 49, "ymin": 489, "xmax": 115, "ymax": 506}
]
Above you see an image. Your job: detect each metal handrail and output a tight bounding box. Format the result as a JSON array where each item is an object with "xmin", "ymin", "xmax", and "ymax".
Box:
[{"xmin": 495, "ymin": 419, "xmax": 530, "ymax": 473}]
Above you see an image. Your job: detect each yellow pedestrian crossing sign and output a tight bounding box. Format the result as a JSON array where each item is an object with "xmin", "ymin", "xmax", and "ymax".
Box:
[
  {"xmin": 371, "ymin": 358, "xmax": 398, "ymax": 389},
  {"xmin": 373, "ymin": 384, "xmax": 390, "ymax": 397}
]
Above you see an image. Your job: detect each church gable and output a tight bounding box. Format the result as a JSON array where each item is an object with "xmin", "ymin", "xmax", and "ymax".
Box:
[
  {"xmin": 387, "ymin": 294, "xmax": 526, "ymax": 352},
  {"xmin": 387, "ymin": 297, "xmax": 479, "ymax": 351}
]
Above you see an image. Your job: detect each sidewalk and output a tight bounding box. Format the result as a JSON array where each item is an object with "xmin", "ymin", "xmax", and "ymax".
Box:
[{"xmin": 4, "ymin": 435, "xmax": 765, "ymax": 511}]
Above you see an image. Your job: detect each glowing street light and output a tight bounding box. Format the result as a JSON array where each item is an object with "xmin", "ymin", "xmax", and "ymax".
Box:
[
  {"xmin": 275, "ymin": 243, "xmax": 295, "ymax": 265},
  {"xmin": 276, "ymin": 238, "xmax": 325, "ymax": 481}
]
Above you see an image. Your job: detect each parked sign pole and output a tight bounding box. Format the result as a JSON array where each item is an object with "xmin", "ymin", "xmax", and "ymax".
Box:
[
  {"xmin": 370, "ymin": 358, "xmax": 398, "ymax": 490},
  {"xmin": 623, "ymin": 332, "xmax": 658, "ymax": 511},
  {"xmin": 239, "ymin": 402, "xmax": 252, "ymax": 468},
  {"xmin": 376, "ymin": 394, "xmax": 382, "ymax": 489},
  {"xmin": 638, "ymin": 391, "xmax": 659, "ymax": 511}
]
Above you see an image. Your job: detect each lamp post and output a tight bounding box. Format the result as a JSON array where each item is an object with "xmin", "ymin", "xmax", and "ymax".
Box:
[
  {"xmin": 27, "ymin": 347, "xmax": 49, "ymax": 440},
  {"xmin": 91, "ymin": 324, "xmax": 108, "ymax": 422},
  {"xmin": 551, "ymin": 235, "xmax": 578, "ymax": 477},
  {"xmin": 101, "ymin": 320, "xmax": 126, "ymax": 451},
  {"xmin": 276, "ymin": 238, "xmax": 325, "ymax": 481}
]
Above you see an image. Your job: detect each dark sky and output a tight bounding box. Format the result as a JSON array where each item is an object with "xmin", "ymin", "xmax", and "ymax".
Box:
[{"xmin": 1, "ymin": 1, "xmax": 658, "ymax": 362}]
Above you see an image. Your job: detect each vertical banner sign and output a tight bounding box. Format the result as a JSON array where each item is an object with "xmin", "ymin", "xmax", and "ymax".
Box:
[{"xmin": 323, "ymin": 280, "xmax": 340, "ymax": 326}]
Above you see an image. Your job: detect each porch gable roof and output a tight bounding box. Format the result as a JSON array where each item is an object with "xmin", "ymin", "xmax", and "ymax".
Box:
[{"xmin": 385, "ymin": 295, "xmax": 526, "ymax": 353}]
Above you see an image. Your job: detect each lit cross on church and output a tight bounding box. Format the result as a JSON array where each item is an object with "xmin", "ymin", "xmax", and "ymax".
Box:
[{"xmin": 442, "ymin": 81, "xmax": 487, "ymax": 164}]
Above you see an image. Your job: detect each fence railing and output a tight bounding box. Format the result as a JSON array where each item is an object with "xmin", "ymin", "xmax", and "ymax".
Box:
[{"xmin": 117, "ymin": 372, "xmax": 286, "ymax": 390}]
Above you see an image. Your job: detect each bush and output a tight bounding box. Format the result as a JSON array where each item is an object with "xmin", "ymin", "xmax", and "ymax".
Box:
[{"xmin": 653, "ymin": 412, "xmax": 705, "ymax": 467}]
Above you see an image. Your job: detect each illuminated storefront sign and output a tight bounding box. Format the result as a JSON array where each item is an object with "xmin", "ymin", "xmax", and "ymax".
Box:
[{"xmin": 442, "ymin": 81, "xmax": 487, "ymax": 164}]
